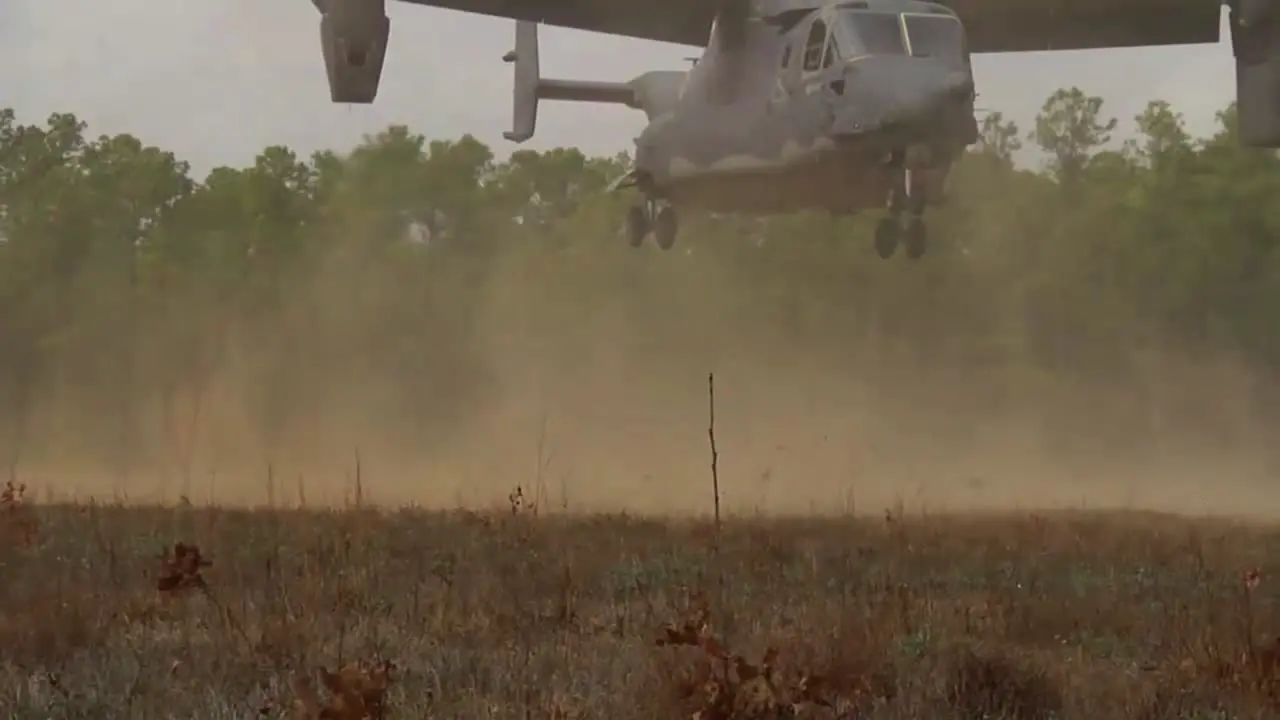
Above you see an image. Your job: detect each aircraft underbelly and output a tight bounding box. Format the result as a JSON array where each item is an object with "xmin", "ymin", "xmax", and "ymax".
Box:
[
  {"xmin": 664, "ymin": 137, "xmax": 838, "ymax": 180},
  {"xmin": 662, "ymin": 148, "xmax": 907, "ymax": 216}
]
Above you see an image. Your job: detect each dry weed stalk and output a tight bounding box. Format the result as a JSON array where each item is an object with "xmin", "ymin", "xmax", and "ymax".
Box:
[
  {"xmin": 509, "ymin": 484, "xmax": 535, "ymax": 516},
  {"xmin": 1155, "ymin": 567, "xmax": 1280, "ymax": 712},
  {"xmin": 655, "ymin": 591, "xmax": 874, "ymax": 719},
  {"xmin": 1233, "ymin": 568, "xmax": 1280, "ymax": 704},
  {"xmin": 291, "ymin": 659, "xmax": 396, "ymax": 720},
  {"xmin": 1, "ymin": 480, "xmax": 38, "ymax": 547}
]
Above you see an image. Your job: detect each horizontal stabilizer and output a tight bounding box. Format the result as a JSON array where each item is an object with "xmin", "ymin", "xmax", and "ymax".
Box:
[{"xmin": 503, "ymin": 21, "xmax": 640, "ymax": 143}]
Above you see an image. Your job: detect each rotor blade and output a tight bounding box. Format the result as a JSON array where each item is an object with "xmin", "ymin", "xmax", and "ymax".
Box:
[{"xmin": 1238, "ymin": 0, "xmax": 1275, "ymax": 27}]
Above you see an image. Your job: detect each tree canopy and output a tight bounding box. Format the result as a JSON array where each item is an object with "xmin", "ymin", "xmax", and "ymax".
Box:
[{"xmin": 1, "ymin": 87, "xmax": 1278, "ymax": 498}]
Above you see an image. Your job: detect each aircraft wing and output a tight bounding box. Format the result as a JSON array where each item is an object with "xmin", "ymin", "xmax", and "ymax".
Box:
[
  {"xmin": 396, "ymin": 0, "xmax": 717, "ymax": 47},
  {"xmin": 395, "ymin": 0, "xmax": 1223, "ymax": 51},
  {"xmin": 947, "ymin": 0, "xmax": 1223, "ymax": 53}
]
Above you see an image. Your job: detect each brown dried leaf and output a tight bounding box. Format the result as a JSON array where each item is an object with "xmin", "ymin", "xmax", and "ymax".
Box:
[
  {"xmin": 657, "ymin": 621, "xmax": 703, "ymax": 647},
  {"xmin": 295, "ymin": 660, "xmax": 395, "ymax": 720},
  {"xmin": 699, "ymin": 635, "xmax": 729, "ymax": 661}
]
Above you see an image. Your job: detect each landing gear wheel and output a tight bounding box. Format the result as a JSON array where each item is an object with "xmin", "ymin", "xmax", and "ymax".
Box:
[
  {"xmin": 904, "ymin": 218, "xmax": 928, "ymax": 259},
  {"xmin": 625, "ymin": 204, "xmax": 649, "ymax": 248},
  {"xmin": 874, "ymin": 218, "xmax": 900, "ymax": 259},
  {"xmin": 653, "ymin": 206, "xmax": 678, "ymax": 251},
  {"xmin": 907, "ymin": 191, "xmax": 928, "ymax": 217}
]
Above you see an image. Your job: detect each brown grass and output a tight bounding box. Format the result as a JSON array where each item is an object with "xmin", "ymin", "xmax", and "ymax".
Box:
[{"xmin": 5, "ymin": 492, "xmax": 1280, "ymax": 718}]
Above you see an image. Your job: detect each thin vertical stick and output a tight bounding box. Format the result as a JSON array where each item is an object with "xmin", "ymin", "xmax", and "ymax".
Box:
[
  {"xmin": 354, "ymin": 448, "xmax": 364, "ymax": 508},
  {"xmin": 266, "ymin": 462, "xmax": 276, "ymax": 509},
  {"xmin": 708, "ymin": 372, "xmax": 720, "ymax": 531}
]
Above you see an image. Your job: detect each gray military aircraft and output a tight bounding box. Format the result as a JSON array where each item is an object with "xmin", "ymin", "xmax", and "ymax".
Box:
[
  {"xmin": 501, "ymin": 1, "xmax": 979, "ymax": 259},
  {"xmin": 310, "ymin": 0, "xmax": 1280, "ymax": 258}
]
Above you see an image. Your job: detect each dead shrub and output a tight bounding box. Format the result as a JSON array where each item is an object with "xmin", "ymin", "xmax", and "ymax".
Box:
[
  {"xmin": 655, "ymin": 591, "xmax": 893, "ymax": 719},
  {"xmin": 1, "ymin": 480, "xmax": 38, "ymax": 547},
  {"xmin": 946, "ymin": 647, "xmax": 1063, "ymax": 720},
  {"xmin": 0, "ymin": 597, "xmax": 97, "ymax": 668},
  {"xmin": 156, "ymin": 541, "xmax": 211, "ymax": 594},
  {"xmin": 291, "ymin": 659, "xmax": 396, "ymax": 720}
]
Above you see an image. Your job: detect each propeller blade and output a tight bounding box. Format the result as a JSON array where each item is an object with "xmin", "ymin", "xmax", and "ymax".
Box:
[{"xmin": 715, "ymin": 0, "xmax": 750, "ymax": 50}]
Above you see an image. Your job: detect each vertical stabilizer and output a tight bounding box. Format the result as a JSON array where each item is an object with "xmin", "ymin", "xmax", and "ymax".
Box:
[
  {"xmin": 502, "ymin": 21, "xmax": 641, "ymax": 143},
  {"xmin": 503, "ymin": 21, "xmax": 541, "ymax": 142}
]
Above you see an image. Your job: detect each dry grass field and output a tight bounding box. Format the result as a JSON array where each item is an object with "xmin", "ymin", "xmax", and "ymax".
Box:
[{"xmin": 5, "ymin": 479, "xmax": 1280, "ymax": 720}]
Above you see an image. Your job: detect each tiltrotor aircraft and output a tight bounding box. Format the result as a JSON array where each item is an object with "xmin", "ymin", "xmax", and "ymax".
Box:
[{"xmin": 310, "ymin": 0, "xmax": 1280, "ymax": 259}]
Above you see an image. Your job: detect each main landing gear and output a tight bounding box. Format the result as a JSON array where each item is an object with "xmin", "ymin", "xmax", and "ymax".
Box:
[
  {"xmin": 625, "ymin": 199, "xmax": 678, "ymax": 250},
  {"xmin": 873, "ymin": 151, "xmax": 929, "ymax": 260}
]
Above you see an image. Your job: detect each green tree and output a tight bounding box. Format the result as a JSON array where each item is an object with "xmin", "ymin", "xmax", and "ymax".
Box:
[
  {"xmin": 2, "ymin": 87, "xmax": 1279, "ymax": 486},
  {"xmin": 1031, "ymin": 87, "xmax": 1118, "ymax": 188},
  {"xmin": 976, "ymin": 111, "xmax": 1022, "ymax": 166}
]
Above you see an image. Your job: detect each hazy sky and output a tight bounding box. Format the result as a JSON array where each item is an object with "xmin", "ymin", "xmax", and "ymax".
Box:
[{"xmin": 3, "ymin": 0, "xmax": 1237, "ymax": 174}]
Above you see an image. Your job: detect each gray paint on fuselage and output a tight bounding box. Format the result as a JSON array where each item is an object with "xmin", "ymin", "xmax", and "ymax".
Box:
[{"xmin": 628, "ymin": 0, "xmax": 976, "ymax": 194}]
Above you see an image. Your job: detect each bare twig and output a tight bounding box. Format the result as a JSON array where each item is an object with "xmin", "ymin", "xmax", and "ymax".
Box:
[
  {"xmin": 354, "ymin": 448, "xmax": 364, "ymax": 509},
  {"xmin": 708, "ymin": 372, "xmax": 720, "ymax": 532}
]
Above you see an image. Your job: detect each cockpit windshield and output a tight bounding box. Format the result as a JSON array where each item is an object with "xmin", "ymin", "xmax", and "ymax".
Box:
[
  {"xmin": 833, "ymin": 10, "xmax": 966, "ymax": 65},
  {"xmin": 903, "ymin": 14, "xmax": 966, "ymax": 65},
  {"xmin": 843, "ymin": 12, "xmax": 906, "ymax": 56}
]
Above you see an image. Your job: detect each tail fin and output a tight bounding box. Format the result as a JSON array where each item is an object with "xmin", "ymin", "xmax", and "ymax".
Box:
[
  {"xmin": 502, "ymin": 21, "xmax": 541, "ymax": 143},
  {"xmin": 502, "ymin": 21, "xmax": 639, "ymax": 143}
]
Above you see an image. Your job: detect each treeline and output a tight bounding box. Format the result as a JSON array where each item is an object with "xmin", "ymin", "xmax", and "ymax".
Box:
[{"xmin": 0, "ymin": 87, "xmax": 1277, "ymax": 494}]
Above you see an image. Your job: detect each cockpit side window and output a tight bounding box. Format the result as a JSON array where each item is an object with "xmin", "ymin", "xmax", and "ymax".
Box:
[
  {"xmin": 848, "ymin": 12, "xmax": 906, "ymax": 56},
  {"xmin": 802, "ymin": 19, "xmax": 827, "ymax": 71},
  {"xmin": 821, "ymin": 36, "xmax": 838, "ymax": 68}
]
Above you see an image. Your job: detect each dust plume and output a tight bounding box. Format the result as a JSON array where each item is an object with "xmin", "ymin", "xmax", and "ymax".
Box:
[
  {"xmin": 446, "ymin": 264, "xmax": 1280, "ymax": 518},
  {"xmin": 7, "ymin": 225, "xmax": 1279, "ymax": 519}
]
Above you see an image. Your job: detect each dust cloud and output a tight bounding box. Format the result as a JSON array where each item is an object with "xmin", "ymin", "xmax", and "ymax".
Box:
[
  {"xmin": 444, "ymin": 304, "xmax": 1280, "ymax": 519},
  {"xmin": 11, "ymin": 243, "xmax": 1280, "ymax": 519}
]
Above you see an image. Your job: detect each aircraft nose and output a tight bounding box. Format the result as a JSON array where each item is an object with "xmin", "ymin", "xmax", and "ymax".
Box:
[
  {"xmin": 943, "ymin": 71, "xmax": 974, "ymax": 102},
  {"xmin": 897, "ymin": 70, "xmax": 972, "ymax": 125},
  {"xmin": 830, "ymin": 58, "xmax": 974, "ymax": 137}
]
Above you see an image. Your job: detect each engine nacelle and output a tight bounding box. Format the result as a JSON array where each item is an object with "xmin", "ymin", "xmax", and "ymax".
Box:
[
  {"xmin": 1233, "ymin": 0, "xmax": 1280, "ymax": 146},
  {"xmin": 320, "ymin": 0, "xmax": 390, "ymax": 104}
]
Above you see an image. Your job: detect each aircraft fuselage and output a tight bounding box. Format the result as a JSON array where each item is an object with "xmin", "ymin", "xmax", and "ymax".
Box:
[{"xmin": 629, "ymin": 0, "xmax": 977, "ymax": 216}]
